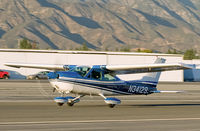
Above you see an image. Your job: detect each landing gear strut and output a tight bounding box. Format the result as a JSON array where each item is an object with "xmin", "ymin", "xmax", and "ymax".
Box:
[{"xmin": 67, "ymin": 95, "xmax": 85, "ymax": 107}]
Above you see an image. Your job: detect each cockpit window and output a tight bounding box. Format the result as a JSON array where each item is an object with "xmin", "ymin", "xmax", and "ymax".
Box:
[
  {"xmin": 70, "ymin": 66, "xmax": 91, "ymax": 77},
  {"xmin": 89, "ymin": 69, "xmax": 117, "ymax": 81}
]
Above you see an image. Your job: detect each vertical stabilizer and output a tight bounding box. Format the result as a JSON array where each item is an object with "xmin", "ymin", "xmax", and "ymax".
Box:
[{"xmin": 139, "ymin": 58, "xmax": 166, "ymax": 83}]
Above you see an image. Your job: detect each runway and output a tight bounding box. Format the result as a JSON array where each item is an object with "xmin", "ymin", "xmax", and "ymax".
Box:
[{"xmin": 1, "ymin": 80, "xmax": 200, "ymax": 130}]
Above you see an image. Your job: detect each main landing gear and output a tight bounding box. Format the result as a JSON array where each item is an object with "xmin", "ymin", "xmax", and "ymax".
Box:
[
  {"xmin": 54, "ymin": 94, "xmax": 121, "ymax": 108},
  {"xmin": 54, "ymin": 95, "xmax": 85, "ymax": 107},
  {"xmin": 99, "ymin": 94, "xmax": 121, "ymax": 108}
]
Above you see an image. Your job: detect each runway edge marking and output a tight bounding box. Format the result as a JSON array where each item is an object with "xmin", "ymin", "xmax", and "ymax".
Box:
[{"xmin": 1, "ymin": 118, "xmax": 200, "ymax": 125}]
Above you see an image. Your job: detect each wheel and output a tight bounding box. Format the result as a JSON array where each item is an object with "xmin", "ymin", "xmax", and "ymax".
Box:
[
  {"xmin": 3, "ymin": 75, "xmax": 9, "ymax": 79},
  {"xmin": 108, "ymin": 104, "xmax": 116, "ymax": 108},
  {"xmin": 67, "ymin": 102, "xmax": 74, "ymax": 106},
  {"xmin": 35, "ymin": 76, "xmax": 39, "ymax": 80},
  {"xmin": 57, "ymin": 103, "xmax": 64, "ymax": 106}
]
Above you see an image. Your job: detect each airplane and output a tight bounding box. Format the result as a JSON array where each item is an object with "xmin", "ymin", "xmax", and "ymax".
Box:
[{"xmin": 4, "ymin": 58, "xmax": 193, "ymax": 108}]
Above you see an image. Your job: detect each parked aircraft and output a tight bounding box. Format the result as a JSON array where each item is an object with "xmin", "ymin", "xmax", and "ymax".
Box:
[{"xmin": 5, "ymin": 58, "xmax": 192, "ymax": 108}]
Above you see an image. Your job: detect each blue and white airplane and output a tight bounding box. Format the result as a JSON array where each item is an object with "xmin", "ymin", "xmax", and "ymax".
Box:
[{"xmin": 5, "ymin": 58, "xmax": 192, "ymax": 108}]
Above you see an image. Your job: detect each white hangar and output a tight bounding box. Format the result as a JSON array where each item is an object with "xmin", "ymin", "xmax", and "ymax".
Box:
[{"xmin": 0, "ymin": 49, "xmax": 184, "ymax": 82}]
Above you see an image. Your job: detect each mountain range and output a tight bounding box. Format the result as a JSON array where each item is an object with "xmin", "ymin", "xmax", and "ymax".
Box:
[{"xmin": 0, "ymin": 0, "xmax": 200, "ymax": 52}]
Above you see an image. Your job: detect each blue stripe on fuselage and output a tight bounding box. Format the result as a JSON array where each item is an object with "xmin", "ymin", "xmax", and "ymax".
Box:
[{"xmin": 58, "ymin": 77, "xmax": 157, "ymax": 95}]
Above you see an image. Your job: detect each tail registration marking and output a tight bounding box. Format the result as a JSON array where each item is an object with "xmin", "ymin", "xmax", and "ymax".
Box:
[{"xmin": 128, "ymin": 85, "xmax": 148, "ymax": 94}]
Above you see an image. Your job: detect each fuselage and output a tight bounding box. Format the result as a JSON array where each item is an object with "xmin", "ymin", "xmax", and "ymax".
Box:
[
  {"xmin": 48, "ymin": 66, "xmax": 158, "ymax": 96},
  {"xmin": 49, "ymin": 76, "xmax": 157, "ymax": 96}
]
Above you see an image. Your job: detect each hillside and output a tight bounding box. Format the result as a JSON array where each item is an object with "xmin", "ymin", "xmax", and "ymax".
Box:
[{"xmin": 0, "ymin": 0, "xmax": 200, "ymax": 52}]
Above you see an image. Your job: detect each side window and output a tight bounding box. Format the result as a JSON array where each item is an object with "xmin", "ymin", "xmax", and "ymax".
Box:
[
  {"xmin": 103, "ymin": 72, "xmax": 116, "ymax": 81},
  {"xmin": 87, "ymin": 69, "xmax": 117, "ymax": 81},
  {"xmin": 90, "ymin": 70, "xmax": 101, "ymax": 80}
]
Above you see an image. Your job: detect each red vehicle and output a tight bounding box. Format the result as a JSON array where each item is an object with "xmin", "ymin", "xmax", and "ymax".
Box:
[{"xmin": 0, "ymin": 70, "xmax": 9, "ymax": 79}]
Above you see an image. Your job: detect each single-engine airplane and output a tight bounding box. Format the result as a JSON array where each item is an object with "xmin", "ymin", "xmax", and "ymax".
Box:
[{"xmin": 5, "ymin": 58, "xmax": 193, "ymax": 108}]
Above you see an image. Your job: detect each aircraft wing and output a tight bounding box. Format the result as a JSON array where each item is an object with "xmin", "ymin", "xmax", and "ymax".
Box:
[
  {"xmin": 4, "ymin": 62, "xmax": 67, "ymax": 70},
  {"xmin": 5, "ymin": 62, "xmax": 193, "ymax": 73},
  {"xmin": 104, "ymin": 63, "xmax": 193, "ymax": 74}
]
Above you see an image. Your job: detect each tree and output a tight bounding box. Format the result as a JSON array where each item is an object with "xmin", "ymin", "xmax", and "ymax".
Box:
[
  {"xmin": 136, "ymin": 48, "xmax": 153, "ymax": 53},
  {"xmin": 19, "ymin": 39, "xmax": 39, "ymax": 49},
  {"xmin": 167, "ymin": 49, "xmax": 178, "ymax": 54},
  {"xmin": 81, "ymin": 43, "xmax": 89, "ymax": 51},
  {"xmin": 142, "ymin": 49, "xmax": 153, "ymax": 53},
  {"xmin": 75, "ymin": 43, "xmax": 90, "ymax": 51},
  {"xmin": 120, "ymin": 46, "xmax": 130, "ymax": 52},
  {"xmin": 19, "ymin": 39, "xmax": 32, "ymax": 49},
  {"xmin": 137, "ymin": 48, "xmax": 141, "ymax": 52},
  {"xmin": 31, "ymin": 41, "xmax": 39, "ymax": 49},
  {"xmin": 183, "ymin": 49, "xmax": 199, "ymax": 60},
  {"xmin": 105, "ymin": 47, "xmax": 109, "ymax": 51},
  {"xmin": 167, "ymin": 49, "xmax": 172, "ymax": 54},
  {"xmin": 173, "ymin": 49, "xmax": 177, "ymax": 54}
]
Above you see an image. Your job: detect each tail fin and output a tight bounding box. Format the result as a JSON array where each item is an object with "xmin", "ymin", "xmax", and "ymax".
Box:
[{"xmin": 139, "ymin": 58, "xmax": 166, "ymax": 84}]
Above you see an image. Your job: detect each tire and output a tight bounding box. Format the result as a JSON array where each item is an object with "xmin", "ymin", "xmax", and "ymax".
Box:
[
  {"xmin": 57, "ymin": 103, "xmax": 64, "ymax": 106},
  {"xmin": 3, "ymin": 75, "xmax": 9, "ymax": 79},
  {"xmin": 67, "ymin": 102, "xmax": 74, "ymax": 106},
  {"xmin": 108, "ymin": 104, "xmax": 116, "ymax": 108}
]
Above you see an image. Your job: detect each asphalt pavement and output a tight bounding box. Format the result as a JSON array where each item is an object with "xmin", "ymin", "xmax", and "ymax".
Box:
[{"xmin": 0, "ymin": 80, "xmax": 200, "ymax": 131}]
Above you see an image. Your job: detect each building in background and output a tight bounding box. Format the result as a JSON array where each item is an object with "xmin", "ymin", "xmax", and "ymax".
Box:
[
  {"xmin": 0, "ymin": 49, "xmax": 187, "ymax": 81},
  {"xmin": 183, "ymin": 60, "xmax": 200, "ymax": 82}
]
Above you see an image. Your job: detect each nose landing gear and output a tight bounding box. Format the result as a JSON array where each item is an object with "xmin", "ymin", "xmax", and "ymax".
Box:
[{"xmin": 54, "ymin": 95, "xmax": 85, "ymax": 107}]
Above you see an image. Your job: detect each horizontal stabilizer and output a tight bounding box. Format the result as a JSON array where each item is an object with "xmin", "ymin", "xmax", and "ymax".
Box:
[{"xmin": 152, "ymin": 90, "xmax": 185, "ymax": 93}]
